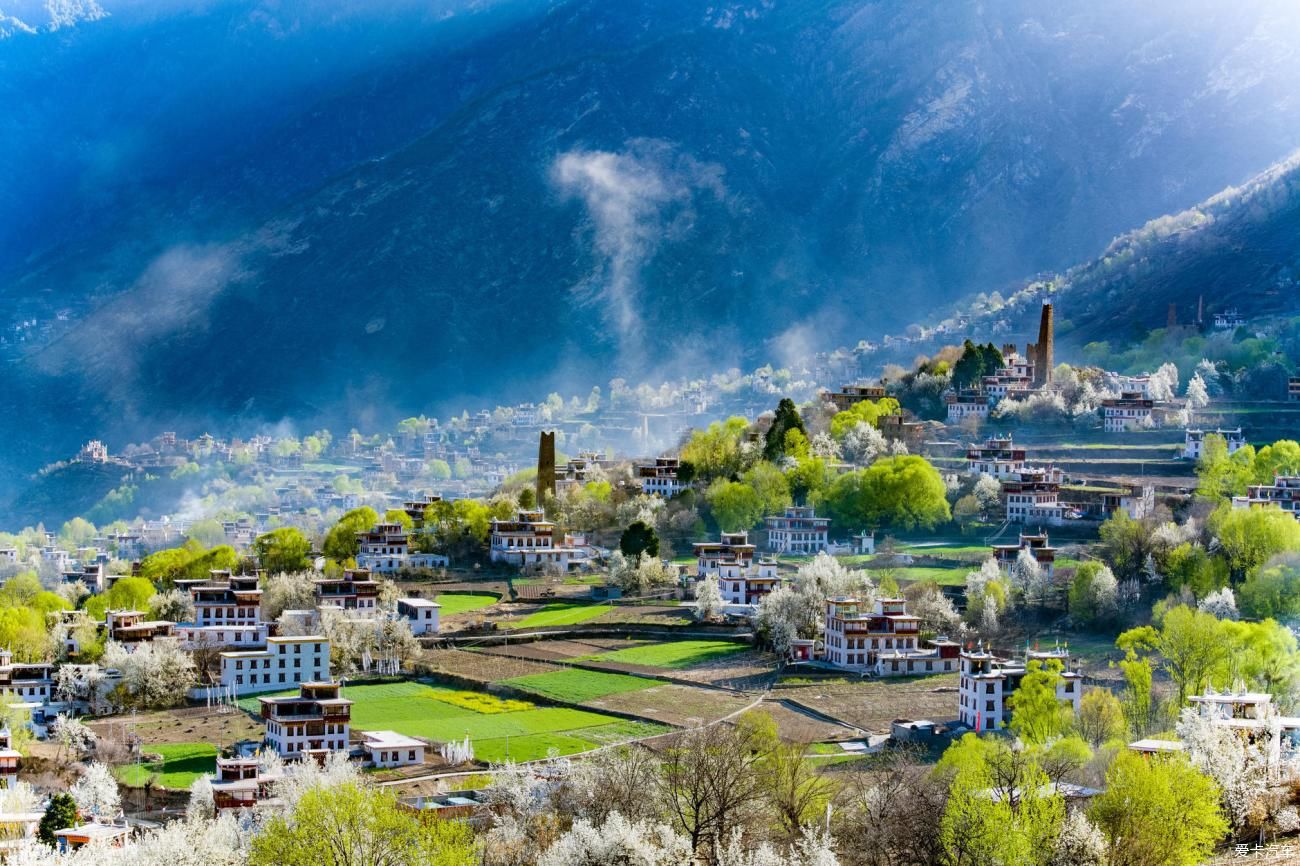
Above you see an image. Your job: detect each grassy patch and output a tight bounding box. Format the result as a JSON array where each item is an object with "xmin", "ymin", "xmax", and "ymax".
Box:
[
  {"xmin": 239, "ymin": 681, "xmax": 625, "ymax": 763},
  {"xmin": 115, "ymin": 742, "xmax": 216, "ymax": 789},
  {"xmin": 512, "ymin": 603, "xmax": 612, "ymax": 629},
  {"xmin": 891, "ymin": 566, "xmax": 969, "ymax": 586},
  {"xmin": 504, "ymin": 669, "xmax": 659, "ymax": 702},
  {"xmin": 585, "ymin": 639, "xmax": 748, "ymax": 669},
  {"xmin": 563, "ymin": 575, "xmax": 607, "ymax": 586},
  {"xmin": 434, "ymin": 593, "xmax": 499, "ymax": 615},
  {"xmin": 578, "ymin": 720, "xmax": 672, "ymax": 744}
]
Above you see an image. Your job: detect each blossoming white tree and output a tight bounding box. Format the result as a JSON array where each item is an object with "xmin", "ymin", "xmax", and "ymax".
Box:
[
  {"xmin": 70, "ymin": 762, "xmax": 121, "ymax": 819},
  {"xmin": 537, "ymin": 812, "xmax": 694, "ymax": 866},
  {"xmin": 102, "ymin": 638, "xmax": 197, "ymax": 709}
]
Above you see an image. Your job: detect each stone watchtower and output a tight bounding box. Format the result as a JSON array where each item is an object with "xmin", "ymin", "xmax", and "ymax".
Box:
[
  {"xmin": 1029, "ymin": 302, "xmax": 1053, "ymax": 387},
  {"xmin": 536, "ymin": 431, "xmax": 556, "ymax": 504}
]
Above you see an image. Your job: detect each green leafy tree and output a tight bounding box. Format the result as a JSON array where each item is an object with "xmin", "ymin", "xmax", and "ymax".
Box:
[
  {"xmin": 38, "ymin": 792, "xmax": 78, "ymax": 847},
  {"xmin": 1089, "ymin": 751, "xmax": 1228, "ymax": 866},
  {"xmin": 1210, "ymin": 505, "xmax": 1300, "ymax": 579},
  {"xmin": 1162, "ymin": 543, "xmax": 1228, "ymax": 597},
  {"xmin": 186, "ymin": 519, "xmax": 227, "ymax": 548},
  {"xmin": 383, "ymin": 509, "xmax": 415, "ymax": 532},
  {"xmin": 741, "ymin": 461, "xmax": 792, "ymax": 517},
  {"xmin": 937, "ymin": 734, "xmax": 1065, "ymax": 866},
  {"xmin": 0, "ymin": 607, "xmax": 51, "ymax": 662},
  {"xmin": 708, "ymin": 480, "xmax": 764, "ymax": 532},
  {"xmin": 619, "ymin": 521, "xmax": 660, "ymax": 561},
  {"xmin": 250, "ymin": 782, "xmax": 477, "ymax": 866},
  {"xmin": 1009, "ymin": 658, "xmax": 1074, "ymax": 746},
  {"xmin": 1118, "ymin": 606, "xmax": 1229, "ymax": 708},
  {"xmin": 829, "ymin": 397, "xmax": 901, "ymax": 439},
  {"xmin": 323, "ymin": 506, "xmax": 380, "ymax": 563},
  {"xmin": 763, "ymin": 398, "xmax": 806, "ymax": 461},
  {"xmin": 785, "ymin": 456, "xmax": 832, "ymax": 505},
  {"xmin": 1068, "ymin": 561, "xmax": 1118, "ymax": 626},
  {"xmin": 950, "ymin": 340, "xmax": 1004, "ymax": 390},
  {"xmin": 1098, "ymin": 510, "xmax": 1151, "ymax": 579},
  {"xmin": 675, "ymin": 460, "xmax": 696, "ymax": 485},
  {"xmin": 1238, "ymin": 554, "xmax": 1300, "ymax": 619},
  {"xmin": 253, "ymin": 527, "xmax": 312, "ymax": 574},
  {"xmin": 1251, "ymin": 439, "xmax": 1300, "ymax": 483},
  {"xmin": 104, "ymin": 576, "xmax": 156, "ymax": 612},
  {"xmin": 819, "ymin": 455, "xmax": 950, "ymax": 531},
  {"xmin": 58, "ymin": 517, "xmax": 98, "ymax": 549},
  {"xmin": 1196, "ymin": 434, "xmax": 1256, "ymax": 499},
  {"xmin": 680, "ymin": 417, "xmax": 752, "ymax": 481},
  {"xmin": 1077, "ymin": 688, "xmax": 1127, "ymax": 747}
]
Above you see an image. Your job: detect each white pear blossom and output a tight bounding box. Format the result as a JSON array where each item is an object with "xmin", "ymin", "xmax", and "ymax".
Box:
[
  {"xmin": 1198, "ymin": 586, "xmax": 1238, "ymax": 620},
  {"xmin": 70, "ymin": 762, "xmax": 121, "ymax": 818}
]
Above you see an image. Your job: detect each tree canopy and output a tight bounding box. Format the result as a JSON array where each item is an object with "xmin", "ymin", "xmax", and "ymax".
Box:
[
  {"xmin": 253, "ymin": 528, "xmax": 312, "ymax": 575},
  {"xmin": 819, "ymin": 455, "xmax": 950, "ymax": 531}
]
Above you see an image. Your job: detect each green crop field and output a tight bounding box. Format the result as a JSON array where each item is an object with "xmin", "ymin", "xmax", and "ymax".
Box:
[
  {"xmin": 237, "ymin": 681, "xmax": 631, "ymax": 763},
  {"xmin": 503, "ymin": 669, "xmax": 659, "ymax": 702},
  {"xmin": 898, "ymin": 544, "xmax": 989, "ymax": 558},
  {"xmin": 893, "ymin": 566, "xmax": 969, "ymax": 586},
  {"xmin": 433, "ymin": 593, "xmax": 499, "ymax": 615},
  {"xmin": 115, "ymin": 742, "xmax": 217, "ymax": 788},
  {"xmin": 511, "ymin": 602, "xmax": 612, "ymax": 629},
  {"xmin": 584, "ymin": 639, "xmax": 749, "ymax": 669}
]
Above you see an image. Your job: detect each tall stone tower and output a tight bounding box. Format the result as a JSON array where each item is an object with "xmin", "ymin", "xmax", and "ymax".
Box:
[
  {"xmin": 536, "ymin": 431, "xmax": 556, "ymax": 504},
  {"xmin": 1034, "ymin": 302, "xmax": 1054, "ymax": 387}
]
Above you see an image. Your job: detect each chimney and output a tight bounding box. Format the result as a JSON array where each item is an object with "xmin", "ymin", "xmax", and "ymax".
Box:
[{"xmin": 1167, "ymin": 302, "xmax": 1178, "ymax": 329}]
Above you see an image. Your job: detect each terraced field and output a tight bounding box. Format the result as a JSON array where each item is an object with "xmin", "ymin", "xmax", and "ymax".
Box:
[
  {"xmin": 433, "ymin": 592, "xmax": 500, "ymax": 615},
  {"xmin": 510, "ymin": 602, "xmax": 613, "ymax": 629},
  {"xmin": 580, "ymin": 640, "xmax": 749, "ymax": 669},
  {"xmin": 503, "ymin": 669, "xmax": 659, "ymax": 703},
  {"xmin": 237, "ymin": 681, "xmax": 655, "ymax": 762}
]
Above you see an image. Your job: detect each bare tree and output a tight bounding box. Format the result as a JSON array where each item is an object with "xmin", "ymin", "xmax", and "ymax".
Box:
[
  {"xmin": 659, "ymin": 722, "xmax": 766, "ymax": 861},
  {"xmin": 835, "ymin": 749, "xmax": 947, "ymax": 866}
]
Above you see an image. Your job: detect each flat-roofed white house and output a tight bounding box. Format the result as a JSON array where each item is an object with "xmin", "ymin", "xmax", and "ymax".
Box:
[
  {"xmin": 966, "ymin": 435, "xmax": 1027, "ymax": 479},
  {"xmin": 1003, "ymin": 466, "xmax": 1067, "ymax": 527},
  {"xmin": 488, "ymin": 510, "xmax": 581, "ymax": 570},
  {"xmin": 361, "ymin": 730, "xmax": 426, "ymax": 767},
  {"xmin": 1183, "ymin": 427, "xmax": 1245, "ymax": 461},
  {"xmin": 1232, "ymin": 476, "xmax": 1300, "ymax": 520},
  {"xmin": 1102, "ymin": 392, "xmax": 1155, "ymax": 432},
  {"xmin": 637, "ymin": 457, "xmax": 690, "ymax": 498},
  {"xmin": 764, "ymin": 506, "xmax": 830, "ymax": 554},
  {"xmin": 215, "ymin": 635, "xmax": 331, "ymax": 697},
  {"xmin": 356, "ymin": 523, "xmax": 411, "ymax": 573},
  {"xmin": 397, "ymin": 598, "xmax": 440, "ymax": 635},
  {"xmin": 177, "ymin": 571, "xmax": 269, "ymax": 649},
  {"xmin": 260, "ymin": 681, "xmax": 351, "ymax": 759}
]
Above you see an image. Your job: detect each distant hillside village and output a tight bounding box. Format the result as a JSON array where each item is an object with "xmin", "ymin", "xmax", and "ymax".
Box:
[{"xmin": 0, "ymin": 299, "xmax": 1297, "ymax": 864}]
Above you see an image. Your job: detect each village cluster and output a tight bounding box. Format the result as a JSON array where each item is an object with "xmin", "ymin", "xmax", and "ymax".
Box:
[{"xmin": 0, "ymin": 299, "xmax": 1296, "ymax": 865}]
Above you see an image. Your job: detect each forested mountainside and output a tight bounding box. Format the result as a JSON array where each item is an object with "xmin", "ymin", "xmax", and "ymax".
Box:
[{"xmin": 6, "ymin": 0, "xmax": 1300, "ymax": 485}]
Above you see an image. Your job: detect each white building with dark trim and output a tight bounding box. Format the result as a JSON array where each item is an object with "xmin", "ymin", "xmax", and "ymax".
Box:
[{"xmin": 764, "ymin": 507, "xmax": 830, "ymax": 554}]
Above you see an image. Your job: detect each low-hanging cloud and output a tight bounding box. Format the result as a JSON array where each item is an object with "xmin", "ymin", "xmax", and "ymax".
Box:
[{"xmin": 551, "ymin": 139, "xmax": 724, "ymax": 350}]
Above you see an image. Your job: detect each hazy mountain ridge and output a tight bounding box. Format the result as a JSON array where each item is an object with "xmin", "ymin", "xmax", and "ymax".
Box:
[{"xmin": 6, "ymin": 0, "xmax": 1300, "ymax": 486}]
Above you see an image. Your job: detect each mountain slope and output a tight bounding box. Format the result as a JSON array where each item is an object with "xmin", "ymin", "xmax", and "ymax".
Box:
[
  {"xmin": 6, "ymin": 0, "xmax": 1300, "ymax": 482},
  {"xmin": 1055, "ymin": 152, "xmax": 1300, "ymax": 344}
]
